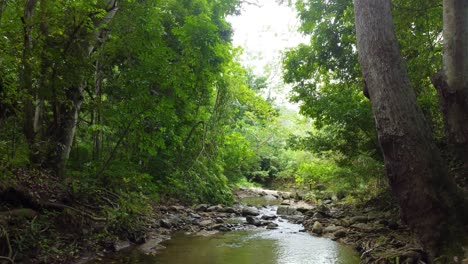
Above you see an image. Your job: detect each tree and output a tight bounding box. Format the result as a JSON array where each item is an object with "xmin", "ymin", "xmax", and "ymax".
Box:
[
  {"xmin": 431, "ymin": 0, "xmax": 468, "ymax": 175},
  {"xmin": 283, "ymin": 0, "xmax": 378, "ymax": 159},
  {"xmin": 354, "ymin": 0, "xmax": 467, "ymax": 255},
  {"xmin": 16, "ymin": 0, "xmax": 119, "ymax": 176}
]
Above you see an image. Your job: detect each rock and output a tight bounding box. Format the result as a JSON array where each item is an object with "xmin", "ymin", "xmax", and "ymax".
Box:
[
  {"xmin": 213, "ymin": 224, "xmax": 231, "ymax": 232},
  {"xmin": 277, "ymin": 205, "xmax": 298, "ymax": 216},
  {"xmin": 189, "ymin": 213, "xmax": 201, "ymax": 219},
  {"xmin": 197, "ymin": 230, "xmax": 219, "ymax": 236},
  {"xmin": 215, "ymin": 217, "xmax": 224, "ymax": 223},
  {"xmin": 351, "ymin": 223, "xmax": 376, "ymax": 231},
  {"xmin": 311, "ymin": 221, "xmax": 323, "ymax": 235},
  {"xmin": 207, "ymin": 205, "xmax": 223, "ymax": 212},
  {"xmin": 317, "ymin": 204, "xmax": 330, "ymax": 214},
  {"xmin": 266, "ymin": 222, "xmax": 279, "ymax": 229},
  {"xmin": 323, "ymin": 199, "xmax": 333, "ymax": 205},
  {"xmin": 224, "ymin": 207, "xmax": 238, "ymax": 214},
  {"xmin": 160, "ymin": 219, "xmax": 173, "ymax": 229},
  {"xmin": 246, "ymin": 216, "xmax": 261, "ymax": 226},
  {"xmin": 333, "ymin": 229, "xmax": 347, "ymax": 238},
  {"xmin": 281, "ymin": 200, "xmax": 292, "ymax": 205},
  {"xmin": 264, "ymin": 194, "xmax": 278, "ymax": 201},
  {"xmin": 296, "ymin": 207, "xmax": 310, "ymax": 214},
  {"xmin": 260, "ymin": 190, "xmax": 268, "ymax": 196},
  {"xmin": 287, "ymin": 215, "xmax": 304, "ymax": 224},
  {"xmin": 312, "ymin": 212, "xmax": 328, "ymax": 219},
  {"xmin": 112, "ymin": 240, "xmax": 131, "ymax": 252},
  {"xmin": 169, "ymin": 205, "xmax": 185, "ymax": 211},
  {"xmin": 261, "ymin": 214, "xmax": 277, "ymax": 220},
  {"xmin": 350, "ymin": 215, "xmax": 368, "ymax": 224},
  {"xmin": 198, "ymin": 219, "xmax": 213, "ymax": 227},
  {"xmin": 242, "ymin": 207, "xmax": 260, "ymax": 216},
  {"xmin": 323, "ymin": 225, "xmax": 341, "ymax": 233},
  {"xmin": 139, "ymin": 236, "xmax": 170, "ymax": 254},
  {"xmin": 195, "ymin": 204, "xmax": 208, "ymax": 212}
]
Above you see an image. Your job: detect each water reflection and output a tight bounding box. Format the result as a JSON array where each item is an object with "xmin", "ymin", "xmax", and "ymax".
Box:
[{"xmin": 91, "ymin": 226, "xmax": 359, "ymax": 264}]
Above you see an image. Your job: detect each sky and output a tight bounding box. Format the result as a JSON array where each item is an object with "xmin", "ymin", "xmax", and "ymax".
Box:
[{"xmin": 227, "ymin": 0, "xmax": 308, "ymax": 110}]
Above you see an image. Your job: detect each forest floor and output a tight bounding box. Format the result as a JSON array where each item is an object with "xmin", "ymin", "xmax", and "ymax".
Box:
[{"xmin": 1, "ymin": 169, "xmax": 467, "ymax": 263}]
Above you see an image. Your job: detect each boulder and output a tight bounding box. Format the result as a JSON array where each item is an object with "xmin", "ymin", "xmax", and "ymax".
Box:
[
  {"xmin": 277, "ymin": 205, "xmax": 298, "ymax": 216},
  {"xmin": 159, "ymin": 216, "xmax": 181, "ymax": 229},
  {"xmin": 311, "ymin": 221, "xmax": 323, "ymax": 235},
  {"xmin": 266, "ymin": 222, "xmax": 279, "ymax": 229},
  {"xmin": 224, "ymin": 207, "xmax": 238, "ymax": 214},
  {"xmin": 213, "ymin": 224, "xmax": 231, "ymax": 232},
  {"xmin": 246, "ymin": 216, "xmax": 261, "ymax": 226},
  {"xmin": 264, "ymin": 194, "xmax": 278, "ymax": 201},
  {"xmin": 287, "ymin": 215, "xmax": 304, "ymax": 224},
  {"xmin": 316, "ymin": 204, "xmax": 330, "ymax": 214},
  {"xmin": 261, "ymin": 214, "xmax": 277, "ymax": 220},
  {"xmin": 333, "ymin": 229, "xmax": 347, "ymax": 239},
  {"xmin": 242, "ymin": 206, "xmax": 260, "ymax": 216},
  {"xmin": 323, "ymin": 225, "xmax": 341, "ymax": 233},
  {"xmin": 312, "ymin": 212, "xmax": 328, "ymax": 219},
  {"xmin": 195, "ymin": 204, "xmax": 208, "ymax": 212},
  {"xmin": 112, "ymin": 240, "xmax": 131, "ymax": 252},
  {"xmin": 198, "ymin": 219, "xmax": 213, "ymax": 227}
]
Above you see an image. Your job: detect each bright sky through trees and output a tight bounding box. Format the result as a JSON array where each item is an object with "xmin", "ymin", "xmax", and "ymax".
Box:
[{"xmin": 227, "ymin": 0, "xmax": 307, "ymax": 110}]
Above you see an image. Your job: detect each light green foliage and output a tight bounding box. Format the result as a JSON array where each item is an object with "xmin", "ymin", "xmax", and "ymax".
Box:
[
  {"xmin": 283, "ymin": 0, "xmax": 377, "ymax": 158},
  {"xmin": 294, "ymin": 152, "xmax": 385, "ymax": 200},
  {"xmin": 392, "ymin": 0, "xmax": 444, "ymax": 140},
  {"xmin": 281, "ymin": 0, "xmax": 446, "ymax": 198}
]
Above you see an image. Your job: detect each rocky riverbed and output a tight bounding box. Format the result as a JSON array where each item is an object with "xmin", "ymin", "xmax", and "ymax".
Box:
[{"xmin": 80, "ymin": 187, "xmax": 432, "ymax": 264}]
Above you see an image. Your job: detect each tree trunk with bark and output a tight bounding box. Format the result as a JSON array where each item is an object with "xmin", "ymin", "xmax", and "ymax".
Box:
[
  {"xmin": 20, "ymin": 0, "xmax": 119, "ymax": 176},
  {"xmin": 21, "ymin": 0, "xmax": 42, "ymax": 164},
  {"xmin": 432, "ymin": 0, "xmax": 468, "ymax": 176},
  {"xmin": 48, "ymin": 0, "xmax": 118, "ymax": 177},
  {"xmin": 354, "ymin": 0, "xmax": 467, "ymax": 256}
]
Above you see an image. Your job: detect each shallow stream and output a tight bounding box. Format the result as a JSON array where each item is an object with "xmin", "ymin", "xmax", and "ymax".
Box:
[{"xmin": 90, "ymin": 197, "xmax": 360, "ymax": 264}]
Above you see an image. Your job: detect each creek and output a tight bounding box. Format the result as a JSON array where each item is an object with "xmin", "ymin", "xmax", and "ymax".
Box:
[{"xmin": 89, "ymin": 201, "xmax": 360, "ymax": 264}]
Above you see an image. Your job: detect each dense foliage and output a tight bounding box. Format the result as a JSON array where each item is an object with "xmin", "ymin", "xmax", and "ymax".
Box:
[
  {"xmin": 279, "ymin": 0, "xmax": 454, "ymax": 198},
  {"xmin": 0, "ymin": 0, "xmax": 296, "ymax": 209}
]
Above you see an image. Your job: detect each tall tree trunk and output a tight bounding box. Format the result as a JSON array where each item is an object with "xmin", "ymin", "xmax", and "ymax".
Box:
[
  {"xmin": 46, "ymin": 84, "xmax": 83, "ymax": 177},
  {"xmin": 21, "ymin": 0, "xmax": 41, "ymax": 163},
  {"xmin": 432, "ymin": 0, "xmax": 468, "ymax": 175},
  {"xmin": 354, "ymin": 0, "xmax": 467, "ymax": 256},
  {"xmin": 47, "ymin": 0, "xmax": 118, "ymax": 176}
]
